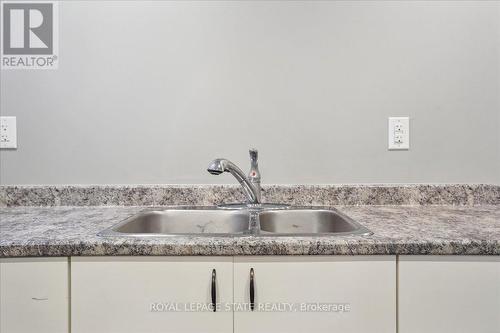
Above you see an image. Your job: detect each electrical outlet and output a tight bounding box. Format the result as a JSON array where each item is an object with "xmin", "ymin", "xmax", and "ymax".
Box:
[
  {"xmin": 0, "ymin": 117, "xmax": 17, "ymax": 149},
  {"xmin": 388, "ymin": 117, "xmax": 409, "ymax": 150}
]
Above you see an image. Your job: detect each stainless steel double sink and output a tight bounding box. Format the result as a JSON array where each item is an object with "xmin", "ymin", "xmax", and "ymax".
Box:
[{"xmin": 99, "ymin": 206, "xmax": 372, "ymax": 237}]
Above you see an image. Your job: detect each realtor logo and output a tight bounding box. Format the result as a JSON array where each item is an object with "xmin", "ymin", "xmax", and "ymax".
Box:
[{"xmin": 1, "ymin": 1, "xmax": 58, "ymax": 69}]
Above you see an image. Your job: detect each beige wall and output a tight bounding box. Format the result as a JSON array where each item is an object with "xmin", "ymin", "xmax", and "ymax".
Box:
[{"xmin": 1, "ymin": 1, "xmax": 499, "ymax": 184}]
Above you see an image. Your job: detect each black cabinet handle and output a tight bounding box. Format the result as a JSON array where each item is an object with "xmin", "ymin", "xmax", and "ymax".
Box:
[
  {"xmin": 250, "ymin": 268, "xmax": 255, "ymax": 311},
  {"xmin": 211, "ymin": 269, "xmax": 216, "ymax": 312}
]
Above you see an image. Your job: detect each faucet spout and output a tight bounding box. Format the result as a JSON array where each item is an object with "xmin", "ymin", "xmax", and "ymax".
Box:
[{"xmin": 207, "ymin": 158, "xmax": 260, "ymax": 205}]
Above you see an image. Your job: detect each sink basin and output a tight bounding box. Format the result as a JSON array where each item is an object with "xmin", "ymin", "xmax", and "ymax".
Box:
[
  {"xmin": 99, "ymin": 206, "xmax": 371, "ymax": 237},
  {"xmin": 259, "ymin": 209, "xmax": 371, "ymax": 236},
  {"xmin": 101, "ymin": 208, "xmax": 250, "ymax": 236}
]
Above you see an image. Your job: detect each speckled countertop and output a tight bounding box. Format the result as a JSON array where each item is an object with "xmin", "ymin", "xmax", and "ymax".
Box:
[
  {"xmin": 1, "ymin": 205, "xmax": 499, "ymax": 257},
  {"xmin": 0, "ymin": 185, "xmax": 499, "ymax": 257}
]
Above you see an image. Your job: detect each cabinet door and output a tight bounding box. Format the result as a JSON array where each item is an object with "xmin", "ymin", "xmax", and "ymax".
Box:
[
  {"xmin": 71, "ymin": 257, "xmax": 233, "ymax": 333},
  {"xmin": 0, "ymin": 257, "xmax": 69, "ymax": 333},
  {"xmin": 399, "ymin": 256, "xmax": 500, "ymax": 333},
  {"xmin": 234, "ymin": 256, "xmax": 396, "ymax": 333}
]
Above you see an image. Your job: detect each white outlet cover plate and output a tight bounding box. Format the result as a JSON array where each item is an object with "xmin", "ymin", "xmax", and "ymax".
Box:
[
  {"xmin": 388, "ymin": 116, "xmax": 409, "ymax": 150},
  {"xmin": 0, "ymin": 116, "xmax": 17, "ymax": 149}
]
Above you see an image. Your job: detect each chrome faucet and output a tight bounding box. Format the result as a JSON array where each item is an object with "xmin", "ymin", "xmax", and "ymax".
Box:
[{"xmin": 207, "ymin": 149, "xmax": 262, "ymax": 205}]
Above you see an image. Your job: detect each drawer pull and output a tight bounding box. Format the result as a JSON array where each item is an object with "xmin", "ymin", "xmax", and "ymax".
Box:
[
  {"xmin": 250, "ymin": 268, "xmax": 255, "ymax": 311},
  {"xmin": 211, "ymin": 269, "xmax": 216, "ymax": 312}
]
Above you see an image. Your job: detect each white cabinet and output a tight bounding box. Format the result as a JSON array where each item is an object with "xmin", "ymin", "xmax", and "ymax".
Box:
[
  {"xmin": 71, "ymin": 256, "xmax": 233, "ymax": 333},
  {"xmin": 233, "ymin": 256, "xmax": 396, "ymax": 333},
  {"xmin": 72, "ymin": 256, "xmax": 395, "ymax": 333},
  {"xmin": 0, "ymin": 257, "xmax": 69, "ymax": 333},
  {"xmin": 3, "ymin": 254, "xmax": 497, "ymax": 333},
  {"xmin": 399, "ymin": 256, "xmax": 500, "ymax": 333}
]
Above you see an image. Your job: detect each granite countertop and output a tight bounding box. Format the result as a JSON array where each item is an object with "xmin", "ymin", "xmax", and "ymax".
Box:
[{"xmin": 1, "ymin": 204, "xmax": 499, "ymax": 257}]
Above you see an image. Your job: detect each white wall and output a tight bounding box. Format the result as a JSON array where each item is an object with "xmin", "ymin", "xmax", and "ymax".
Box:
[{"xmin": 1, "ymin": 1, "xmax": 499, "ymax": 185}]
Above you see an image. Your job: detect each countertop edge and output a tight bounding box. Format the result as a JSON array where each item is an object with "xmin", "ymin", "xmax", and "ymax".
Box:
[{"xmin": 2, "ymin": 240, "xmax": 499, "ymax": 258}]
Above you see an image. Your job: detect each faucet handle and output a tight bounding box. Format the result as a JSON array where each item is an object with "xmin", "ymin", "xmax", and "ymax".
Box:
[
  {"xmin": 248, "ymin": 148, "xmax": 260, "ymax": 181},
  {"xmin": 249, "ymin": 148, "xmax": 258, "ymax": 163},
  {"xmin": 248, "ymin": 148, "xmax": 261, "ymax": 202}
]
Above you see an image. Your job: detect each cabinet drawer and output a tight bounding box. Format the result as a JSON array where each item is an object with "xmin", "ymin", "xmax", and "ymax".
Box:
[
  {"xmin": 399, "ymin": 256, "xmax": 500, "ymax": 333},
  {"xmin": 234, "ymin": 255, "xmax": 396, "ymax": 333},
  {"xmin": 0, "ymin": 257, "xmax": 69, "ymax": 333},
  {"xmin": 71, "ymin": 256, "xmax": 233, "ymax": 333}
]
